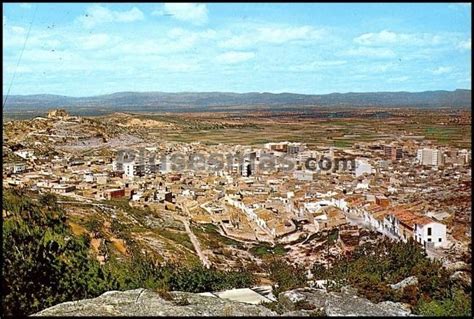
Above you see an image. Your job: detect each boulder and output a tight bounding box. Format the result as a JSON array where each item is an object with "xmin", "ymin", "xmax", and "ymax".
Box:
[
  {"xmin": 325, "ymin": 291, "xmax": 411, "ymax": 316},
  {"xmin": 389, "ymin": 276, "xmax": 418, "ymax": 290},
  {"xmin": 33, "ymin": 289, "xmax": 276, "ymax": 317},
  {"xmin": 450, "ymin": 271, "xmax": 471, "ymax": 288},
  {"xmin": 445, "ymin": 261, "xmax": 469, "ymax": 273},
  {"xmin": 33, "ymin": 287, "xmax": 413, "ymax": 317},
  {"xmin": 278, "ymin": 288, "xmax": 327, "ymax": 311},
  {"xmin": 279, "ymin": 287, "xmax": 412, "ymax": 316},
  {"xmin": 378, "ymin": 301, "xmax": 412, "ymax": 316}
]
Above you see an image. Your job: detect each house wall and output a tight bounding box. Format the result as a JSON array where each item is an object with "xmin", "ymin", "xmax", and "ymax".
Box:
[
  {"xmin": 399, "ymin": 223, "xmax": 413, "ymax": 242},
  {"xmin": 123, "ymin": 162, "xmax": 135, "ymax": 177},
  {"xmin": 414, "ymin": 222, "xmax": 447, "ymax": 248}
]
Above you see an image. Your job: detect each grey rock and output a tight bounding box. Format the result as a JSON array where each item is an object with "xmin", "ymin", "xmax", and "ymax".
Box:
[
  {"xmin": 450, "ymin": 271, "xmax": 471, "ymax": 288},
  {"xmin": 32, "ymin": 287, "xmax": 414, "ymax": 317},
  {"xmin": 445, "ymin": 261, "xmax": 469, "ymax": 272},
  {"xmin": 33, "ymin": 289, "xmax": 277, "ymax": 317},
  {"xmin": 279, "ymin": 287, "xmax": 412, "ymax": 316},
  {"xmin": 278, "ymin": 288, "xmax": 327, "ymax": 311},
  {"xmin": 280, "ymin": 310, "xmax": 314, "ymax": 316},
  {"xmin": 389, "ymin": 276, "xmax": 418, "ymax": 290},
  {"xmin": 340, "ymin": 285, "xmax": 358, "ymax": 296},
  {"xmin": 378, "ymin": 301, "xmax": 412, "ymax": 316},
  {"xmin": 325, "ymin": 292, "xmax": 411, "ymax": 316}
]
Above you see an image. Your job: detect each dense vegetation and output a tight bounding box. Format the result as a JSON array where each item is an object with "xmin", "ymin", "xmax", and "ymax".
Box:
[
  {"xmin": 105, "ymin": 251, "xmax": 254, "ymax": 293},
  {"xmin": 2, "ymin": 190, "xmax": 254, "ymax": 316},
  {"xmin": 266, "ymin": 258, "xmax": 307, "ymax": 295},
  {"xmin": 310, "ymin": 239, "xmax": 471, "ymax": 316},
  {"xmin": 2, "ymin": 190, "xmax": 116, "ymax": 316}
]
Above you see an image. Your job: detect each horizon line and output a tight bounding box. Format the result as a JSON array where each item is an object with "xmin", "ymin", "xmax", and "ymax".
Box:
[{"xmin": 4, "ymin": 88, "xmax": 472, "ymax": 99}]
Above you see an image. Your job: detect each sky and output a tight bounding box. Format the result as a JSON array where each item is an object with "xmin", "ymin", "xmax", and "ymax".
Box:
[{"xmin": 2, "ymin": 3, "xmax": 472, "ymax": 96}]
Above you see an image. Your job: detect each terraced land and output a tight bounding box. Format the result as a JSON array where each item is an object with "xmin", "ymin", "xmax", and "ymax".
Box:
[{"xmin": 122, "ymin": 109, "xmax": 470, "ymax": 149}]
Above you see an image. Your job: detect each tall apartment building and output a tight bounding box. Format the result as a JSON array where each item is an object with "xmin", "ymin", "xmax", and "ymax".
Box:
[
  {"xmin": 416, "ymin": 148, "xmax": 444, "ymax": 166},
  {"xmin": 383, "ymin": 145, "xmax": 403, "ymax": 161},
  {"xmin": 114, "ymin": 156, "xmax": 158, "ymax": 177},
  {"xmin": 264, "ymin": 142, "xmax": 304, "ymax": 154}
]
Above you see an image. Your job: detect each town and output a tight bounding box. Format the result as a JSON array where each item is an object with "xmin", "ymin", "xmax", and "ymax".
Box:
[
  {"xmin": 3, "ymin": 2, "xmax": 472, "ymax": 317},
  {"xmin": 3, "ymin": 109, "xmax": 471, "ymax": 273}
]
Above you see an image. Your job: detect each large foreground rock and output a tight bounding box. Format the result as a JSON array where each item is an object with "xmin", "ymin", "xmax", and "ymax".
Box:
[
  {"xmin": 279, "ymin": 288, "xmax": 412, "ymax": 316},
  {"xmin": 33, "ymin": 287, "xmax": 413, "ymax": 316},
  {"xmin": 33, "ymin": 289, "xmax": 276, "ymax": 316}
]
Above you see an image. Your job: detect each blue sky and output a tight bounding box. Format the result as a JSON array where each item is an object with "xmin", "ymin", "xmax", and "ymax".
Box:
[{"xmin": 3, "ymin": 3, "xmax": 472, "ymax": 96}]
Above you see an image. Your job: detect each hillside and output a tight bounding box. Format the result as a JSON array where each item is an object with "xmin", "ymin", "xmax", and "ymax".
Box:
[{"xmin": 4, "ymin": 89, "xmax": 471, "ymax": 113}]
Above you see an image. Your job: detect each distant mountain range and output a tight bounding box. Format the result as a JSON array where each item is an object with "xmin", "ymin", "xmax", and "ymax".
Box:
[{"xmin": 3, "ymin": 89, "xmax": 471, "ymax": 112}]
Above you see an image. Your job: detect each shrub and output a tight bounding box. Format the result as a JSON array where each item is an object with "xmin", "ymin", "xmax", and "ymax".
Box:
[
  {"xmin": 267, "ymin": 258, "xmax": 307, "ymax": 295},
  {"xmin": 2, "ymin": 190, "xmax": 117, "ymax": 316}
]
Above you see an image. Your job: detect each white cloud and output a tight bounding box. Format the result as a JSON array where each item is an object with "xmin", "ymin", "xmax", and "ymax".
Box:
[
  {"xmin": 109, "ymin": 28, "xmax": 217, "ymax": 56},
  {"xmin": 80, "ymin": 33, "xmax": 110, "ymax": 50},
  {"xmin": 3, "ymin": 25, "xmax": 63, "ymax": 49},
  {"xmin": 19, "ymin": 3, "xmax": 32, "ymax": 9},
  {"xmin": 11, "ymin": 26, "xmax": 26, "ymax": 34},
  {"xmin": 289, "ymin": 60, "xmax": 347, "ymax": 72},
  {"xmin": 221, "ymin": 25, "xmax": 326, "ymax": 49},
  {"xmin": 431, "ymin": 66, "xmax": 452, "ymax": 75},
  {"xmin": 457, "ymin": 38, "xmax": 471, "ymax": 50},
  {"xmin": 156, "ymin": 61, "xmax": 201, "ymax": 72},
  {"xmin": 387, "ymin": 76, "xmax": 410, "ymax": 83},
  {"xmin": 343, "ymin": 47, "xmax": 397, "ymax": 58},
  {"xmin": 355, "ymin": 30, "xmax": 398, "ymax": 45},
  {"xmin": 4, "ymin": 65, "xmax": 32, "ymax": 74},
  {"xmin": 310, "ymin": 60, "xmax": 347, "ymax": 67},
  {"xmin": 217, "ymin": 51, "xmax": 255, "ymax": 64},
  {"xmin": 77, "ymin": 5, "xmax": 144, "ymax": 28},
  {"xmin": 354, "ymin": 30, "xmax": 443, "ymax": 46},
  {"xmin": 167, "ymin": 27, "xmax": 217, "ymax": 43},
  {"xmin": 352, "ymin": 62, "xmax": 397, "ymax": 74},
  {"xmin": 155, "ymin": 3, "xmax": 208, "ymax": 25}
]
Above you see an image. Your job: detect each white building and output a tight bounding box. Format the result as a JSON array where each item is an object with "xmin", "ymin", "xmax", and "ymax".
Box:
[
  {"xmin": 13, "ymin": 163, "xmax": 27, "ymax": 174},
  {"xmin": 14, "ymin": 149, "xmax": 35, "ymax": 160},
  {"xmin": 355, "ymin": 159, "xmax": 373, "ymax": 177},
  {"xmin": 417, "ymin": 148, "xmax": 444, "ymax": 166},
  {"xmin": 123, "ymin": 161, "xmax": 135, "ymax": 177},
  {"xmin": 301, "ymin": 198, "xmax": 348, "ymax": 215},
  {"xmin": 293, "ymin": 170, "xmax": 314, "ymax": 181},
  {"xmin": 240, "ymin": 161, "xmax": 252, "ymax": 177},
  {"xmin": 83, "ymin": 172, "xmax": 94, "ymax": 183},
  {"xmin": 370, "ymin": 208, "xmax": 448, "ymax": 249},
  {"xmin": 414, "ymin": 220, "xmax": 447, "ymax": 248}
]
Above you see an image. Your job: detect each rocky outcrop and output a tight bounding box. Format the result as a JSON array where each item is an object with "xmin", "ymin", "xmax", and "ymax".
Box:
[
  {"xmin": 47, "ymin": 109, "xmax": 69, "ymax": 119},
  {"xmin": 389, "ymin": 276, "xmax": 418, "ymax": 290},
  {"xmin": 33, "ymin": 289, "xmax": 276, "ymax": 316},
  {"xmin": 279, "ymin": 287, "xmax": 412, "ymax": 316},
  {"xmin": 445, "ymin": 261, "xmax": 469, "ymax": 272},
  {"xmin": 450, "ymin": 271, "xmax": 471, "ymax": 289},
  {"xmin": 33, "ymin": 287, "xmax": 413, "ymax": 317}
]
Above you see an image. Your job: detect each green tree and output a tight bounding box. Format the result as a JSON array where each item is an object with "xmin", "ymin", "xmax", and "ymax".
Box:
[
  {"xmin": 415, "ymin": 289, "xmax": 471, "ymax": 316},
  {"xmin": 2, "ymin": 190, "xmax": 116, "ymax": 316},
  {"xmin": 267, "ymin": 258, "xmax": 307, "ymax": 295}
]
